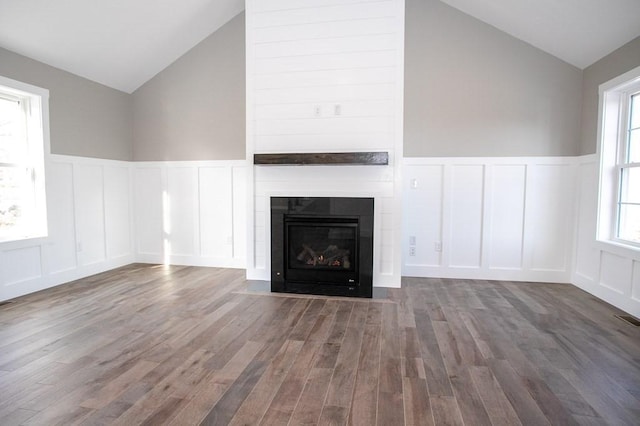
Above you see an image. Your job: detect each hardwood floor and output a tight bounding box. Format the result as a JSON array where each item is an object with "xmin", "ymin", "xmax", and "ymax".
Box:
[{"xmin": 0, "ymin": 264, "xmax": 639, "ymax": 425}]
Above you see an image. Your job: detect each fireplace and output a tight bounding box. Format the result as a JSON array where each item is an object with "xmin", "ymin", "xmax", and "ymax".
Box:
[{"xmin": 271, "ymin": 197, "xmax": 374, "ymax": 298}]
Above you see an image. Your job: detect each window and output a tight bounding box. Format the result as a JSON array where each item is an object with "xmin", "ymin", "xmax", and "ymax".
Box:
[
  {"xmin": 0, "ymin": 76, "xmax": 49, "ymax": 243},
  {"xmin": 597, "ymin": 66, "xmax": 640, "ymax": 248},
  {"xmin": 618, "ymin": 92, "xmax": 640, "ymax": 243}
]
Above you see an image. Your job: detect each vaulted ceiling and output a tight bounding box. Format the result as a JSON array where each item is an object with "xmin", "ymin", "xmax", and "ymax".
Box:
[
  {"xmin": 0, "ymin": 0, "xmax": 245, "ymax": 93},
  {"xmin": 438, "ymin": 0, "xmax": 640, "ymax": 70},
  {"xmin": 0, "ymin": 0, "xmax": 638, "ymax": 94}
]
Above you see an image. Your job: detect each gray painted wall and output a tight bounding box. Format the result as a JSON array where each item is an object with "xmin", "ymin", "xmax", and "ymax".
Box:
[
  {"xmin": 580, "ymin": 36, "xmax": 640, "ymax": 155},
  {"xmin": 132, "ymin": 13, "xmax": 245, "ymax": 161},
  {"xmin": 0, "ymin": 47, "xmax": 132, "ymax": 161},
  {"xmin": 404, "ymin": 0, "xmax": 583, "ymax": 157}
]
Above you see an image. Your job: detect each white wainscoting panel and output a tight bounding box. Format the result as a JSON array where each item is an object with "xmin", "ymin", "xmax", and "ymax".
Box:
[
  {"xmin": 44, "ymin": 161, "xmax": 77, "ymax": 274},
  {"xmin": 232, "ymin": 167, "xmax": 247, "ymax": 262},
  {"xmin": 403, "ymin": 165, "xmax": 443, "ymax": 267},
  {"xmin": 600, "ymin": 252, "xmax": 632, "ymax": 295},
  {"xmin": 403, "ymin": 157, "xmax": 577, "ymax": 283},
  {"xmin": 200, "ymin": 167, "xmax": 233, "ymax": 259},
  {"xmin": 572, "ymin": 155, "xmax": 640, "ymax": 317},
  {"xmin": 488, "ymin": 165, "xmax": 526, "ymax": 270},
  {"xmin": 525, "ymin": 164, "xmax": 574, "ymax": 272},
  {"xmin": 167, "ymin": 167, "xmax": 198, "ymax": 257},
  {"xmin": 104, "ymin": 166, "xmax": 133, "ymax": 260},
  {"xmin": 449, "ymin": 165, "xmax": 484, "ymax": 268},
  {"xmin": 0, "ymin": 155, "xmax": 134, "ymax": 302},
  {"xmin": 574, "ymin": 160, "xmax": 600, "ymax": 282},
  {"xmin": 133, "ymin": 161, "xmax": 247, "ymax": 269},
  {"xmin": 134, "ymin": 167, "xmax": 164, "ymax": 257},
  {"xmin": 74, "ymin": 164, "xmax": 107, "ymax": 266},
  {"xmin": 2, "ymin": 246, "xmax": 42, "ymax": 286}
]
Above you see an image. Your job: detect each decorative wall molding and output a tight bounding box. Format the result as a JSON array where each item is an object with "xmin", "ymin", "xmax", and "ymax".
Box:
[
  {"xmin": 402, "ymin": 156, "xmax": 578, "ymax": 284},
  {"xmin": 132, "ymin": 160, "xmax": 247, "ymax": 269},
  {"xmin": 3, "ymin": 152, "xmax": 639, "ymax": 317},
  {"xmin": 0, "ymin": 155, "xmax": 248, "ymax": 302},
  {"xmin": 0, "ymin": 154, "xmax": 134, "ymax": 302}
]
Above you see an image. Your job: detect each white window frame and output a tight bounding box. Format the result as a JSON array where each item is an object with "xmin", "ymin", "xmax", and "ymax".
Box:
[
  {"xmin": 0, "ymin": 75, "xmax": 50, "ymax": 243},
  {"xmin": 597, "ymin": 65, "xmax": 640, "ymax": 250}
]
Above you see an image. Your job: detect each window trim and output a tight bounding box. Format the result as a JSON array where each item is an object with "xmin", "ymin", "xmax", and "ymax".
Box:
[
  {"xmin": 597, "ymin": 65, "xmax": 640, "ymax": 251},
  {"xmin": 0, "ymin": 75, "xmax": 50, "ymax": 244}
]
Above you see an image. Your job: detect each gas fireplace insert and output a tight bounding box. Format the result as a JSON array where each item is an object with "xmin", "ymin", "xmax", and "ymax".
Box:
[{"xmin": 270, "ymin": 197, "xmax": 374, "ymax": 298}]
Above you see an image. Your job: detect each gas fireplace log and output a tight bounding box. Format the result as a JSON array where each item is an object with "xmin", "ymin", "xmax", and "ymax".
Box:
[
  {"xmin": 322, "ymin": 250, "xmax": 350, "ymax": 264},
  {"xmin": 296, "ymin": 247, "xmax": 309, "ymax": 261},
  {"xmin": 302, "ymin": 244, "xmax": 319, "ymax": 265},
  {"xmin": 323, "ymin": 245, "xmax": 339, "ymax": 258},
  {"xmin": 297, "ymin": 244, "xmax": 351, "ymax": 267}
]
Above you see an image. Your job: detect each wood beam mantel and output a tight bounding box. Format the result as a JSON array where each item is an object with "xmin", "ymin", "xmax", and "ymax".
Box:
[{"xmin": 253, "ymin": 152, "xmax": 389, "ymax": 166}]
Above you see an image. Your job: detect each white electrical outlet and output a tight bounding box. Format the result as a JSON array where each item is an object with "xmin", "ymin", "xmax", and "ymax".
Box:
[
  {"xmin": 409, "ymin": 236, "xmax": 416, "ymax": 245},
  {"xmin": 334, "ymin": 104, "xmax": 341, "ymax": 116},
  {"xmin": 434, "ymin": 242, "xmax": 442, "ymax": 252},
  {"xmin": 409, "ymin": 246, "xmax": 416, "ymax": 256},
  {"xmin": 314, "ymin": 105, "xmax": 322, "ymax": 117},
  {"xmin": 411, "ymin": 178, "xmax": 418, "ymax": 189}
]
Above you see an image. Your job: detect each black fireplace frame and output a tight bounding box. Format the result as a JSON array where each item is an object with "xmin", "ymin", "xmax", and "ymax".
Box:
[{"xmin": 271, "ymin": 197, "xmax": 374, "ymax": 298}]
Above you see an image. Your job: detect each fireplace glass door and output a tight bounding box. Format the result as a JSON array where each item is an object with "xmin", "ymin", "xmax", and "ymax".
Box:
[{"xmin": 285, "ymin": 217, "xmax": 358, "ymax": 285}]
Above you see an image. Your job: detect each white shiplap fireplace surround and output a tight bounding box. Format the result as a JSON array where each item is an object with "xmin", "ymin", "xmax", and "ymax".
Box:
[{"xmin": 245, "ymin": 0, "xmax": 405, "ymax": 288}]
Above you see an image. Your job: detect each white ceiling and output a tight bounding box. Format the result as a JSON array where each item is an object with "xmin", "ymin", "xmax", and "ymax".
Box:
[
  {"xmin": 439, "ymin": 0, "xmax": 640, "ymax": 69},
  {"xmin": 0, "ymin": 0, "xmax": 245, "ymax": 93},
  {"xmin": 0, "ymin": 0, "xmax": 638, "ymax": 94}
]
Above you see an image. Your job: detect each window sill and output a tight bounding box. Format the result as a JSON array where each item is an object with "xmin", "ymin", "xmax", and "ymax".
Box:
[
  {"xmin": 595, "ymin": 239, "xmax": 640, "ymax": 261},
  {"xmin": 0, "ymin": 234, "xmax": 48, "ymax": 250}
]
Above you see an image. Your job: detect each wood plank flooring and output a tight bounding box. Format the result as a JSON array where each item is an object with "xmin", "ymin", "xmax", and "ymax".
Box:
[{"xmin": 0, "ymin": 264, "xmax": 639, "ymax": 425}]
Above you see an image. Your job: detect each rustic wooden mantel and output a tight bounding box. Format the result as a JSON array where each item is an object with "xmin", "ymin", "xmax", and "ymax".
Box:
[{"xmin": 253, "ymin": 152, "xmax": 389, "ymax": 166}]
